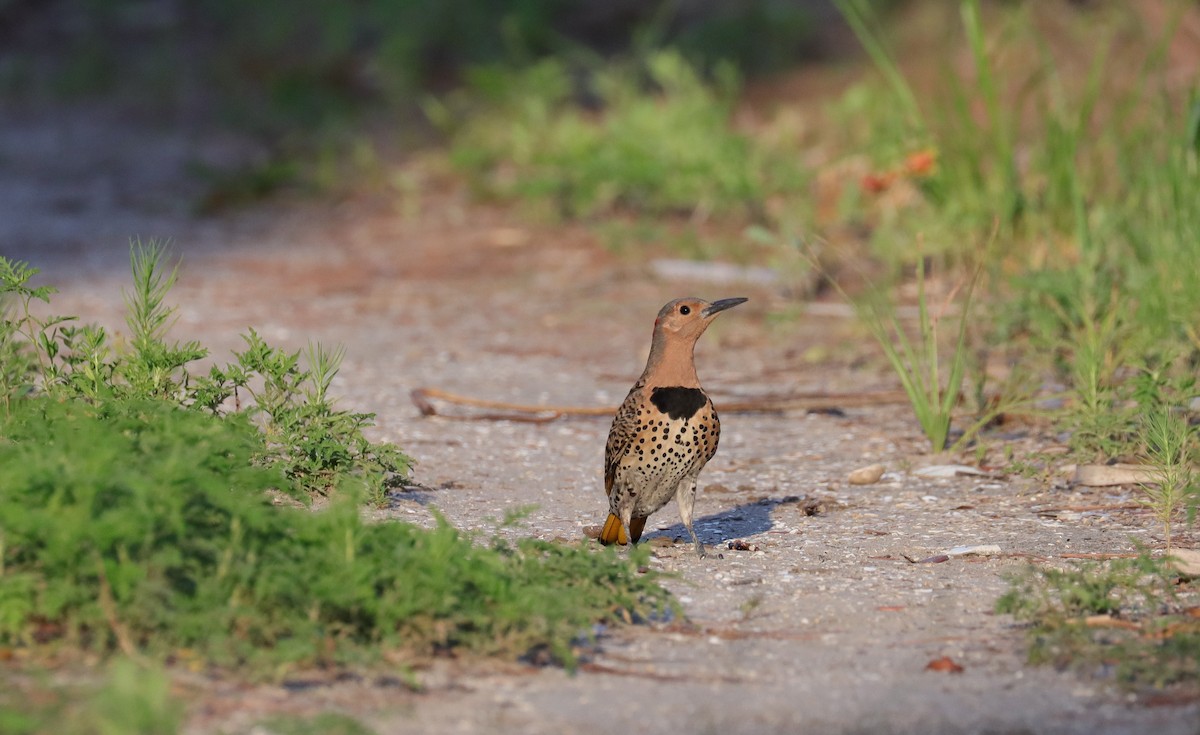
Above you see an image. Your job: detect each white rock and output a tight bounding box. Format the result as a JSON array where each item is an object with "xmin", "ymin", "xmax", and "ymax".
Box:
[{"xmin": 914, "ymin": 465, "xmax": 990, "ymax": 478}]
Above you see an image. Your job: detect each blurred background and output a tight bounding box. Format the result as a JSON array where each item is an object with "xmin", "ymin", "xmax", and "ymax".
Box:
[
  {"xmin": 0, "ymin": 0, "xmax": 859, "ymax": 127},
  {"xmin": 1, "ymin": 0, "xmax": 1199, "ymax": 349}
]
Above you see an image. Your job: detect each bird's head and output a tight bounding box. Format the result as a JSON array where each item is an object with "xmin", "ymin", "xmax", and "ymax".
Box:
[{"xmin": 652, "ymin": 296, "xmax": 748, "ymax": 345}]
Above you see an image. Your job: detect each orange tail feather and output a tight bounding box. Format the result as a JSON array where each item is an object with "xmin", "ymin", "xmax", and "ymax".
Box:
[{"xmin": 599, "ymin": 513, "xmax": 628, "ymax": 545}]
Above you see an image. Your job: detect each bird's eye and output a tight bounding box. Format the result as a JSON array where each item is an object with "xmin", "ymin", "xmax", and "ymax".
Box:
[{"xmin": 679, "ymin": 305, "xmax": 691, "ymax": 315}]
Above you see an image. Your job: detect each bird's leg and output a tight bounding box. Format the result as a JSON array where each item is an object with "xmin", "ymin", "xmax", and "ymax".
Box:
[
  {"xmin": 619, "ymin": 504, "xmax": 636, "ymax": 548},
  {"xmin": 675, "ymin": 477, "xmax": 705, "ymax": 558}
]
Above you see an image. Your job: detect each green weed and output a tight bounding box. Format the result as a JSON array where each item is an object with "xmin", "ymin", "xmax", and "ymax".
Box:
[
  {"xmin": 1132, "ymin": 368, "xmax": 1199, "ymax": 550},
  {"xmin": 439, "ymin": 50, "xmax": 802, "ymax": 222},
  {"xmin": 845, "ymin": 252, "xmax": 1016, "ymax": 454},
  {"xmin": 832, "ymin": 0, "xmax": 1200, "ymax": 459},
  {"xmin": 0, "ymin": 245, "xmax": 675, "ymax": 675},
  {"xmin": 254, "ymin": 713, "xmax": 379, "ymax": 735},
  {"xmin": 998, "ymin": 555, "xmax": 1200, "ymax": 693},
  {"xmin": 0, "ymin": 659, "xmax": 184, "ymax": 735},
  {"xmin": 213, "ymin": 333, "xmax": 412, "ymax": 502},
  {"xmin": 0, "ymin": 396, "xmax": 673, "ymax": 671},
  {"xmin": 1138, "ymin": 407, "xmax": 1196, "ymax": 553},
  {"xmin": 1, "ymin": 242, "xmax": 412, "ymax": 500}
]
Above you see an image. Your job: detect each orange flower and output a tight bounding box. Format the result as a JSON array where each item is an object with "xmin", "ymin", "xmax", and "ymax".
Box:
[
  {"xmin": 861, "ymin": 171, "xmax": 896, "ymax": 193},
  {"xmin": 904, "ymin": 148, "xmax": 937, "ymax": 176}
]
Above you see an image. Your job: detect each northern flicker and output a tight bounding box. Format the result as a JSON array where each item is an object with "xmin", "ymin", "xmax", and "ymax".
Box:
[{"xmin": 599, "ymin": 296, "xmax": 747, "ymax": 557}]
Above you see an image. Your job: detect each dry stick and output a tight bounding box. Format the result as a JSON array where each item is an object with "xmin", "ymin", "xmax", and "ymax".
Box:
[
  {"xmin": 1083, "ymin": 615, "xmax": 1141, "ymax": 630},
  {"xmin": 1059, "ymin": 552, "xmax": 1142, "ymax": 559},
  {"xmin": 410, "ymin": 386, "xmax": 910, "ymax": 420},
  {"xmin": 1035, "ymin": 503, "xmax": 1147, "ymax": 513}
]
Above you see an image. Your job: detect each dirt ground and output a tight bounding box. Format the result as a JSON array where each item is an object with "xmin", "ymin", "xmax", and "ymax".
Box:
[{"xmin": 4, "ymin": 103, "xmax": 1199, "ymax": 735}]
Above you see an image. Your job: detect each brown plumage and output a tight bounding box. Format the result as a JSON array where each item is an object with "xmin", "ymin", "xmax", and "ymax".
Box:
[{"xmin": 599, "ymin": 296, "xmax": 747, "ymax": 557}]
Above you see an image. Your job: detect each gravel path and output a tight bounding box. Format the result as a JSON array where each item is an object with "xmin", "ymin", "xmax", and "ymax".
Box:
[{"xmin": 4, "ymin": 106, "xmax": 1197, "ymax": 735}]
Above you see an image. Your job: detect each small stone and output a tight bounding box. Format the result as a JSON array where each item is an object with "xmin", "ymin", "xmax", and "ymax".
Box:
[
  {"xmin": 1072, "ymin": 464, "xmax": 1158, "ymax": 487},
  {"xmin": 914, "ymin": 464, "xmax": 989, "ymax": 478},
  {"xmin": 1167, "ymin": 548, "xmax": 1200, "ymax": 578},
  {"xmin": 946, "ymin": 544, "xmax": 1002, "ymax": 557},
  {"xmin": 848, "ymin": 463, "xmax": 885, "ymax": 485}
]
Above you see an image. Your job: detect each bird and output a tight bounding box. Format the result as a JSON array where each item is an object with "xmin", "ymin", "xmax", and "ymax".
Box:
[{"xmin": 599, "ymin": 296, "xmax": 747, "ymax": 557}]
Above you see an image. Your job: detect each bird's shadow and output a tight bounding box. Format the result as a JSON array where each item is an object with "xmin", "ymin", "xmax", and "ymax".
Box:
[{"xmin": 641, "ymin": 499, "xmax": 774, "ymax": 546}]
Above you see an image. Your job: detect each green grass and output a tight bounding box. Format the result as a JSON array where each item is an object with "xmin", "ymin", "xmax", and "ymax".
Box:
[
  {"xmin": 438, "ymin": 50, "xmax": 806, "ymax": 222},
  {"xmin": 826, "ymin": 1, "xmax": 1200, "ymax": 461},
  {"xmin": 810, "ymin": 28, "xmax": 1200, "ymax": 703},
  {"xmin": 850, "ymin": 257, "xmax": 978, "ymax": 453},
  {"xmin": 0, "ymin": 659, "xmax": 184, "ymax": 735},
  {"xmin": 1135, "ymin": 380, "xmax": 1199, "ymax": 551},
  {"xmin": 0, "ymin": 660, "xmax": 377, "ymax": 735},
  {"xmin": 1, "ymin": 241, "xmax": 412, "ymax": 501},
  {"xmin": 0, "ymin": 244, "xmax": 676, "ymax": 680},
  {"xmin": 998, "ymin": 554, "xmax": 1200, "ymax": 693},
  {"xmin": 0, "ymin": 396, "xmax": 670, "ymax": 671}
]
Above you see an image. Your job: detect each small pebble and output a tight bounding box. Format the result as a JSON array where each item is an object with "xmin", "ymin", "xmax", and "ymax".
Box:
[{"xmin": 848, "ymin": 463, "xmax": 885, "ymax": 485}]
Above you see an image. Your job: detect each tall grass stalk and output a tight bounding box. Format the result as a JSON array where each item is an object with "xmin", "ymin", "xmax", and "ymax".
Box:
[
  {"xmin": 829, "ymin": 0, "xmax": 921, "ymax": 129},
  {"xmin": 1138, "ymin": 407, "xmax": 1196, "ymax": 553},
  {"xmin": 853, "ymin": 256, "xmax": 979, "ymax": 453}
]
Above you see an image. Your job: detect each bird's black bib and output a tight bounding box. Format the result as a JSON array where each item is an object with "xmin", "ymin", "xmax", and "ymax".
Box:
[{"xmin": 649, "ymin": 386, "xmax": 707, "ymax": 420}]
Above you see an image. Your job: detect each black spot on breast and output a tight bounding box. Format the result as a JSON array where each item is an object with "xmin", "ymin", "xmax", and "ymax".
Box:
[{"xmin": 650, "ymin": 387, "xmax": 707, "ymax": 420}]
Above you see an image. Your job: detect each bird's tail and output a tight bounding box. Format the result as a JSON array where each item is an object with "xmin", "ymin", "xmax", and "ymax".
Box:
[{"xmin": 599, "ymin": 513, "xmax": 628, "ymax": 545}]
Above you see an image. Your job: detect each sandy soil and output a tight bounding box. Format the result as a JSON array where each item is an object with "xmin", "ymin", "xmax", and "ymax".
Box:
[{"xmin": 3, "ymin": 103, "xmax": 1198, "ymax": 735}]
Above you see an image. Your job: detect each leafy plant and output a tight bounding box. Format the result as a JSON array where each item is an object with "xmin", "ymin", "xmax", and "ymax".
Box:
[
  {"xmin": 851, "ymin": 257, "xmax": 981, "ymax": 453},
  {"xmin": 0, "ymin": 396, "xmax": 673, "ymax": 671},
  {"xmin": 1135, "ymin": 379, "xmax": 1198, "ymax": 552},
  {"xmin": 254, "ymin": 712, "xmax": 379, "ymax": 735},
  {"xmin": 209, "ymin": 333, "xmax": 412, "ymax": 501},
  {"xmin": 0, "ymin": 242, "xmax": 412, "ymax": 501},
  {"xmin": 998, "ymin": 555, "xmax": 1200, "ymax": 692},
  {"xmin": 0, "ymin": 257, "xmax": 71, "ymax": 409},
  {"xmin": 440, "ymin": 50, "xmax": 802, "ymax": 221},
  {"xmin": 0, "ymin": 246, "xmax": 675, "ymax": 676},
  {"xmin": 0, "ymin": 659, "xmax": 184, "ymax": 735},
  {"xmin": 830, "ymin": 0, "xmax": 1200, "ymax": 461},
  {"xmin": 117, "ymin": 241, "xmax": 207, "ymax": 401}
]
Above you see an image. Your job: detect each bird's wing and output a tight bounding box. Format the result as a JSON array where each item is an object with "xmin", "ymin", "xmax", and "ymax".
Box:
[
  {"xmin": 604, "ymin": 386, "xmax": 642, "ymax": 497},
  {"xmin": 700, "ymin": 402, "xmax": 721, "ymax": 462}
]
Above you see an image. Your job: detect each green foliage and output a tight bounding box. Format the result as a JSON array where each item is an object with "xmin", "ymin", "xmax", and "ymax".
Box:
[
  {"xmin": 0, "ymin": 242, "xmax": 412, "ymax": 500},
  {"xmin": 0, "ymin": 659, "xmax": 184, "ymax": 735},
  {"xmin": 671, "ymin": 3, "xmax": 821, "ymax": 76},
  {"xmin": 24, "ymin": 0, "xmax": 830, "ymax": 131},
  {"xmin": 0, "ymin": 257, "xmax": 67, "ymax": 409},
  {"xmin": 998, "ymin": 555, "xmax": 1200, "ymax": 692},
  {"xmin": 1135, "ymin": 379, "xmax": 1199, "ymax": 550},
  {"xmin": 255, "ymin": 713, "xmax": 379, "ymax": 735},
  {"xmin": 849, "ymin": 258, "xmax": 1001, "ymax": 453},
  {"xmin": 441, "ymin": 51, "xmax": 802, "ymax": 220},
  {"xmin": 0, "ymin": 397, "xmax": 672, "ymax": 670},
  {"xmin": 119, "ymin": 240, "xmax": 207, "ymax": 401},
  {"xmin": 833, "ymin": 1, "xmax": 1200, "ymax": 459},
  {"xmin": 0, "ymin": 244, "xmax": 675, "ymax": 675},
  {"xmin": 214, "ymin": 334, "xmax": 412, "ymax": 501}
]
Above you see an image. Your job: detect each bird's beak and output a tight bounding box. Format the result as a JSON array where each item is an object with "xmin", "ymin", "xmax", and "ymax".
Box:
[{"xmin": 702, "ymin": 297, "xmax": 748, "ymax": 318}]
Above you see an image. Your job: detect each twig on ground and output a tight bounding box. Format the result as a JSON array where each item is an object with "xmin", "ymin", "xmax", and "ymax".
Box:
[{"xmin": 410, "ymin": 386, "xmax": 909, "ymax": 421}]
